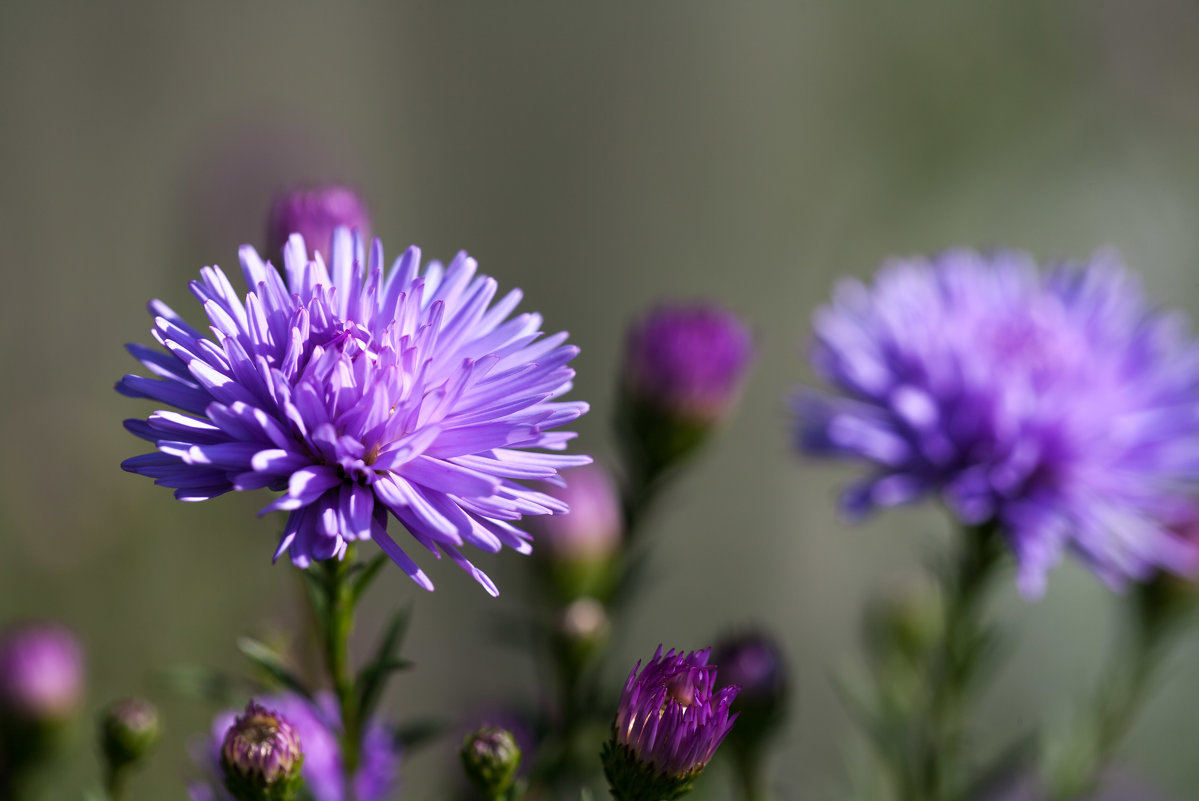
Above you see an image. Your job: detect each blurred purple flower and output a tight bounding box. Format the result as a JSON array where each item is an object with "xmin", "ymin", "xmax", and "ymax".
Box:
[
  {"xmin": 266, "ymin": 185, "xmax": 372, "ymax": 260},
  {"xmin": 192, "ymin": 693, "xmax": 398, "ymax": 801},
  {"xmin": 0, "ymin": 622, "xmax": 84, "ymax": 722},
  {"xmin": 533, "ymin": 464, "xmax": 622, "ymax": 562},
  {"xmin": 605, "ymin": 646, "xmax": 739, "ymax": 785},
  {"xmin": 119, "ymin": 231, "xmax": 590, "ymax": 595},
  {"xmin": 624, "ymin": 303, "xmax": 754, "ymax": 424},
  {"xmin": 798, "ymin": 248, "xmax": 1199, "ymax": 596}
]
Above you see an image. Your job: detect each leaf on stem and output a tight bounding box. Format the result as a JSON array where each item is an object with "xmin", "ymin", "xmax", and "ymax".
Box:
[
  {"xmin": 355, "ymin": 606, "xmax": 413, "ymax": 720},
  {"xmin": 236, "ymin": 637, "xmax": 314, "ymax": 703}
]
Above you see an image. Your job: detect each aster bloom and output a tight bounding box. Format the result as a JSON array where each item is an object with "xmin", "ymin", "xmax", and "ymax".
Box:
[
  {"xmin": 0, "ymin": 622, "xmax": 84, "ymax": 722},
  {"xmin": 118, "ymin": 230, "xmax": 590, "ymax": 594},
  {"xmin": 194, "ymin": 693, "xmax": 398, "ymax": 801},
  {"xmin": 220, "ymin": 702, "xmax": 304, "ymax": 801},
  {"xmin": 266, "ymin": 185, "xmax": 371, "ymax": 260},
  {"xmin": 799, "ymin": 248, "xmax": 1199, "ymax": 596},
  {"xmin": 623, "ymin": 303, "xmax": 754, "ymax": 425},
  {"xmin": 602, "ymin": 646, "xmax": 739, "ymax": 801}
]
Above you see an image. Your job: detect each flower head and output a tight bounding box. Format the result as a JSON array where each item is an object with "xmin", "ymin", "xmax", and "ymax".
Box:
[
  {"xmin": 220, "ymin": 701, "xmax": 304, "ymax": 801},
  {"xmin": 798, "ymin": 248, "xmax": 1199, "ymax": 596},
  {"xmin": 194, "ymin": 693, "xmax": 397, "ymax": 801},
  {"xmin": 0, "ymin": 622, "xmax": 84, "ymax": 723},
  {"xmin": 602, "ymin": 646, "xmax": 738, "ymax": 801},
  {"xmin": 119, "ymin": 231, "xmax": 590, "ymax": 594},
  {"xmin": 623, "ymin": 303, "xmax": 754, "ymax": 425},
  {"xmin": 267, "ymin": 185, "xmax": 371, "ymax": 260}
]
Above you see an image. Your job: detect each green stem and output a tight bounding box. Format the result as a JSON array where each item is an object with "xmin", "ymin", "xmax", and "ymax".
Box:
[
  {"xmin": 1045, "ymin": 581, "xmax": 1184, "ymax": 801},
  {"xmin": 899, "ymin": 523, "xmax": 1003, "ymax": 801},
  {"xmin": 104, "ymin": 764, "xmax": 128, "ymax": 801},
  {"xmin": 319, "ymin": 549, "xmax": 360, "ymax": 801},
  {"xmin": 734, "ymin": 750, "xmax": 767, "ymax": 801}
]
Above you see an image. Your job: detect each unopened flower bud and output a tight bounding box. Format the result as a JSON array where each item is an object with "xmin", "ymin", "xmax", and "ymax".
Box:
[
  {"xmin": 460, "ymin": 725, "xmax": 521, "ymax": 797},
  {"xmin": 712, "ymin": 631, "xmax": 787, "ymax": 757},
  {"xmin": 220, "ymin": 701, "xmax": 304, "ymax": 801},
  {"xmin": 533, "ymin": 465, "xmax": 622, "ymax": 601},
  {"xmin": 100, "ymin": 697, "xmax": 161, "ymax": 771},
  {"xmin": 602, "ymin": 646, "xmax": 739, "ymax": 801},
  {"xmin": 864, "ymin": 575, "xmax": 943, "ymax": 666},
  {"xmin": 266, "ymin": 184, "xmax": 371, "ymax": 260},
  {"xmin": 618, "ymin": 303, "xmax": 754, "ymax": 484}
]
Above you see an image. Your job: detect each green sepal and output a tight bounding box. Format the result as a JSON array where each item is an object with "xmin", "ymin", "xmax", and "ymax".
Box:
[{"xmin": 600, "ymin": 740, "xmax": 699, "ymax": 801}]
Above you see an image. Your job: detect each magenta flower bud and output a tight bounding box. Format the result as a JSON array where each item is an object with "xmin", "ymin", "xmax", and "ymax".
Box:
[
  {"xmin": 266, "ymin": 184, "xmax": 371, "ymax": 260},
  {"xmin": 220, "ymin": 702, "xmax": 304, "ymax": 801},
  {"xmin": 712, "ymin": 631, "xmax": 788, "ymax": 759},
  {"xmin": 0, "ymin": 622, "xmax": 84, "ymax": 723},
  {"xmin": 602, "ymin": 646, "xmax": 739, "ymax": 801},
  {"xmin": 623, "ymin": 303, "xmax": 754, "ymax": 425}
]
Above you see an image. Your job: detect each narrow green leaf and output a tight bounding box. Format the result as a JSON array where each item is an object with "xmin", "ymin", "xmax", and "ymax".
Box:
[
  {"xmin": 349, "ymin": 554, "xmax": 389, "ymax": 607},
  {"xmin": 237, "ymin": 637, "xmax": 314, "ymax": 703},
  {"xmin": 155, "ymin": 664, "xmax": 243, "ymax": 705},
  {"xmin": 392, "ymin": 716, "xmax": 446, "ymax": 753},
  {"xmin": 355, "ymin": 606, "xmax": 413, "ymax": 720}
]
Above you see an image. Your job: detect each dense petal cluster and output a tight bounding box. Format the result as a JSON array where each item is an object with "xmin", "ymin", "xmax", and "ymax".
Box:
[
  {"xmin": 799, "ymin": 248, "xmax": 1199, "ymax": 595},
  {"xmin": 609, "ymin": 646, "xmax": 739, "ymax": 780},
  {"xmin": 119, "ymin": 231, "xmax": 590, "ymax": 594},
  {"xmin": 193, "ymin": 693, "xmax": 398, "ymax": 801}
]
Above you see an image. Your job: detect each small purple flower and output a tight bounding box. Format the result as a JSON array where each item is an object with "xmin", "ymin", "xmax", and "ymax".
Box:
[
  {"xmin": 193, "ymin": 693, "xmax": 398, "ymax": 801},
  {"xmin": 266, "ymin": 185, "xmax": 371, "ymax": 260},
  {"xmin": 604, "ymin": 646, "xmax": 738, "ymax": 792},
  {"xmin": 624, "ymin": 303, "xmax": 754, "ymax": 424},
  {"xmin": 798, "ymin": 248, "xmax": 1199, "ymax": 596},
  {"xmin": 0, "ymin": 622, "xmax": 84, "ymax": 722},
  {"xmin": 220, "ymin": 701, "xmax": 304, "ymax": 800},
  {"xmin": 118, "ymin": 231, "xmax": 590, "ymax": 595}
]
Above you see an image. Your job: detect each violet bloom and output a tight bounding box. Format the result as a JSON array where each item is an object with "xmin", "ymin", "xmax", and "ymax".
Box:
[
  {"xmin": 0, "ymin": 622, "xmax": 84, "ymax": 722},
  {"xmin": 192, "ymin": 693, "xmax": 398, "ymax": 801},
  {"xmin": 266, "ymin": 185, "xmax": 371, "ymax": 260},
  {"xmin": 119, "ymin": 231, "xmax": 590, "ymax": 595},
  {"xmin": 799, "ymin": 248, "xmax": 1199, "ymax": 596},
  {"xmin": 624, "ymin": 303, "xmax": 754, "ymax": 424},
  {"xmin": 602, "ymin": 646, "xmax": 738, "ymax": 800}
]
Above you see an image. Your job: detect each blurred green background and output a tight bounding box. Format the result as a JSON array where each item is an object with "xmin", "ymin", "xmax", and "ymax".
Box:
[{"xmin": 3, "ymin": 2, "xmax": 1199, "ymax": 798}]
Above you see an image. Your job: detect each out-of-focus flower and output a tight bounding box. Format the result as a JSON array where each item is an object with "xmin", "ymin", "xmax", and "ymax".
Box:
[
  {"xmin": 602, "ymin": 646, "xmax": 739, "ymax": 801},
  {"xmin": 623, "ymin": 303, "xmax": 754, "ymax": 426},
  {"xmin": 0, "ymin": 622, "xmax": 84, "ymax": 723},
  {"xmin": 192, "ymin": 693, "xmax": 398, "ymax": 801},
  {"xmin": 266, "ymin": 185, "xmax": 371, "ymax": 260},
  {"xmin": 100, "ymin": 697, "xmax": 161, "ymax": 772},
  {"xmin": 798, "ymin": 248, "xmax": 1199, "ymax": 597},
  {"xmin": 119, "ymin": 231, "xmax": 590, "ymax": 595},
  {"xmin": 220, "ymin": 701, "xmax": 304, "ymax": 801},
  {"xmin": 532, "ymin": 465, "xmax": 622, "ymax": 600},
  {"xmin": 460, "ymin": 726, "xmax": 521, "ymax": 797},
  {"xmin": 712, "ymin": 631, "xmax": 787, "ymax": 757}
]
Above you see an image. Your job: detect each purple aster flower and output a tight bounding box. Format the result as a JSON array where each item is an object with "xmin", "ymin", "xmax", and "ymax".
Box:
[
  {"xmin": 266, "ymin": 185, "xmax": 371, "ymax": 260},
  {"xmin": 118, "ymin": 230, "xmax": 591, "ymax": 595},
  {"xmin": 192, "ymin": 693, "xmax": 398, "ymax": 801},
  {"xmin": 798, "ymin": 248, "xmax": 1199, "ymax": 596},
  {"xmin": 0, "ymin": 622, "xmax": 84, "ymax": 722},
  {"xmin": 533, "ymin": 464, "xmax": 622, "ymax": 562},
  {"xmin": 602, "ymin": 646, "xmax": 739, "ymax": 801},
  {"xmin": 623, "ymin": 303, "xmax": 754, "ymax": 425}
]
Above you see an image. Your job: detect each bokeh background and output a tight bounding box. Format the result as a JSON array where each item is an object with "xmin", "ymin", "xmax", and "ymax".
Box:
[{"xmin": 3, "ymin": 2, "xmax": 1199, "ymax": 798}]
